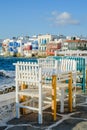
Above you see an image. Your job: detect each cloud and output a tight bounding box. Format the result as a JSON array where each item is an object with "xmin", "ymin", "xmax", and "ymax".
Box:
[{"xmin": 51, "ymin": 11, "xmax": 80, "ymax": 26}]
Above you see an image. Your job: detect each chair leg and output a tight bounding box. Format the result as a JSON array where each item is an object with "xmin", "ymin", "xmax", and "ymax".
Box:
[
  {"xmin": 60, "ymin": 88, "xmax": 64, "ymax": 113},
  {"xmin": 16, "ymin": 103, "xmax": 20, "ymax": 118}
]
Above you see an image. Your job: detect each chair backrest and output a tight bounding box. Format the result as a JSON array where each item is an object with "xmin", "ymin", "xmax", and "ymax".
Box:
[
  {"xmin": 58, "ymin": 59, "xmax": 76, "ymax": 72},
  {"xmin": 15, "ymin": 62, "xmax": 40, "ymax": 86}
]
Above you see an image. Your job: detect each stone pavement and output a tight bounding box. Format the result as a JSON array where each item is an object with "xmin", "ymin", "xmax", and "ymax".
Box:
[{"xmin": 1, "ymin": 94, "xmax": 87, "ymax": 130}]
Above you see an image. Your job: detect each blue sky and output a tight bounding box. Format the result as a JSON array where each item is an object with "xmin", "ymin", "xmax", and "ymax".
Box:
[{"xmin": 0, "ymin": 0, "xmax": 87, "ymax": 39}]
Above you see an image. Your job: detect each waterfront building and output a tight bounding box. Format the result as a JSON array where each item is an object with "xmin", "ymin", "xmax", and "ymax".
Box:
[
  {"xmin": 16, "ymin": 39, "xmax": 24, "ymax": 56},
  {"xmin": 38, "ymin": 34, "xmax": 57, "ymax": 51},
  {"xmin": 23, "ymin": 41, "xmax": 32, "ymax": 57},
  {"xmin": 2, "ymin": 39, "xmax": 10, "ymax": 56},
  {"xmin": 29, "ymin": 35, "xmax": 38, "ymax": 56},
  {"xmin": 46, "ymin": 39, "xmax": 62, "ymax": 55},
  {"xmin": 58, "ymin": 36, "xmax": 87, "ymax": 56},
  {"xmin": 38, "ymin": 34, "xmax": 58, "ymax": 56},
  {"xmin": 65, "ymin": 38, "xmax": 87, "ymax": 50},
  {"xmin": 2, "ymin": 38, "xmax": 25, "ymax": 57},
  {"xmin": 8, "ymin": 39, "xmax": 24, "ymax": 56}
]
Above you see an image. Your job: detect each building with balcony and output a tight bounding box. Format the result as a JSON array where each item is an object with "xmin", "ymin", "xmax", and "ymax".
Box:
[
  {"xmin": 65, "ymin": 38, "xmax": 87, "ymax": 50},
  {"xmin": 46, "ymin": 39, "xmax": 62, "ymax": 56}
]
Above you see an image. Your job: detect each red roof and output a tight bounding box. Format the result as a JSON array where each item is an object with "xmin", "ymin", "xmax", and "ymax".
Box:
[{"xmin": 65, "ymin": 39, "xmax": 87, "ymax": 43}]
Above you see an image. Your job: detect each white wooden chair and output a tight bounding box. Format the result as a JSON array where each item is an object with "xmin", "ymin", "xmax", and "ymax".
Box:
[{"xmin": 14, "ymin": 58, "xmax": 77, "ymax": 124}]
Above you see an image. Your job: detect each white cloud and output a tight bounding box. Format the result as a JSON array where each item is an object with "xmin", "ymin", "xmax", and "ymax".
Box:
[{"xmin": 51, "ymin": 11, "xmax": 79, "ymax": 26}]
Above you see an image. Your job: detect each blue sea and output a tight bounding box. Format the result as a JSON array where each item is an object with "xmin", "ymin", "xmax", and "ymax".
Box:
[{"xmin": 0, "ymin": 57, "xmax": 37, "ymax": 88}]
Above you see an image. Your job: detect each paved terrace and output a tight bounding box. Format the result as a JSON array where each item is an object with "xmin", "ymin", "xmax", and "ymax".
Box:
[{"xmin": 1, "ymin": 91, "xmax": 87, "ymax": 130}]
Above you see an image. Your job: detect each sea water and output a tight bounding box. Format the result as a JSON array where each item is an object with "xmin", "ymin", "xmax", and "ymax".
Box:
[{"xmin": 0, "ymin": 56, "xmax": 37, "ymax": 88}]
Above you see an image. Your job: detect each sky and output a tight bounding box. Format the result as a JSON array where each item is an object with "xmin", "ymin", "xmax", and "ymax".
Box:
[{"xmin": 0, "ymin": 0, "xmax": 87, "ymax": 39}]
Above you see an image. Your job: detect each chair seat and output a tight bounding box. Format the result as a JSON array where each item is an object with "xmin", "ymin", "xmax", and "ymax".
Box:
[{"xmin": 18, "ymin": 88, "xmax": 47, "ymax": 98}]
